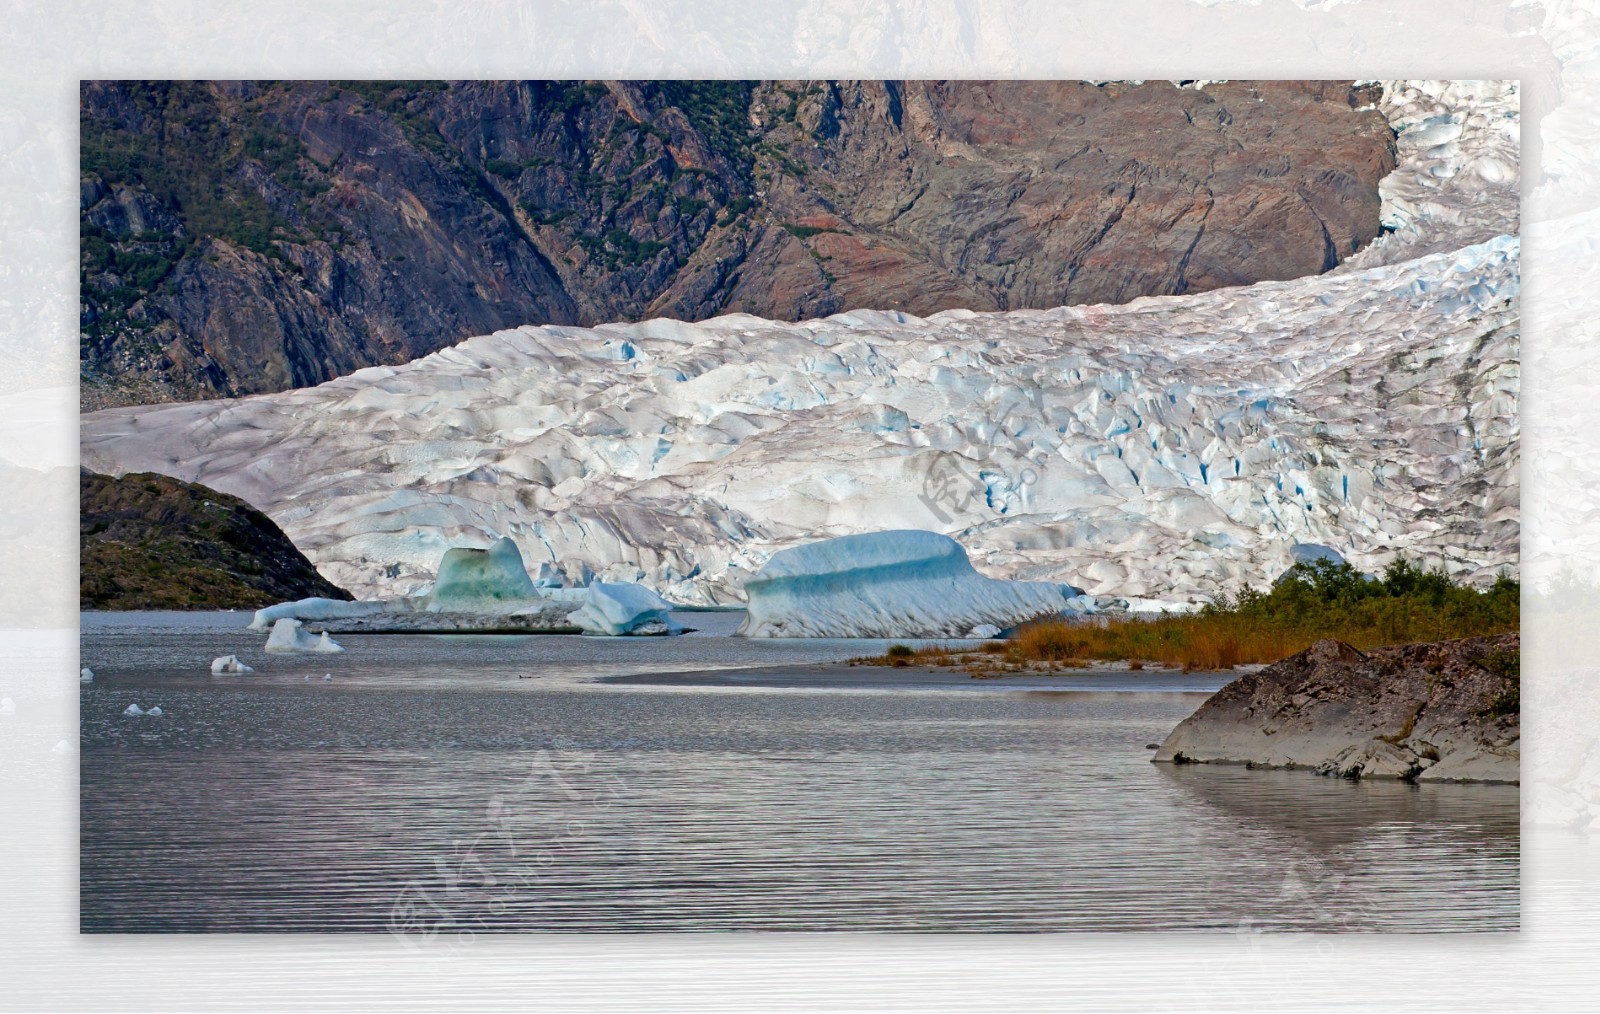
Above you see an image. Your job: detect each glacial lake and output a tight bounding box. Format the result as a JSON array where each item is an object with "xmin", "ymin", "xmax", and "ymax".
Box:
[{"xmin": 79, "ymin": 611, "xmax": 1518, "ymax": 933}]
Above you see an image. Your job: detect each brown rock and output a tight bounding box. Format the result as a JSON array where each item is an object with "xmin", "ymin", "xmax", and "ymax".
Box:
[
  {"xmin": 81, "ymin": 79, "xmax": 1396, "ymax": 409},
  {"xmin": 1154, "ymin": 632, "xmax": 1519, "ymax": 783}
]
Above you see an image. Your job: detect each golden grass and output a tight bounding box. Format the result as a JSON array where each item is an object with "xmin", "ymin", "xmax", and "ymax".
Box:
[{"xmin": 856, "ymin": 564, "xmax": 1520, "ymax": 674}]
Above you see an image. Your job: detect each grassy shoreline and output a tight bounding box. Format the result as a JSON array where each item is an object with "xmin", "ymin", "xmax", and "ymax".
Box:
[{"xmin": 857, "ymin": 559, "xmax": 1520, "ymax": 673}]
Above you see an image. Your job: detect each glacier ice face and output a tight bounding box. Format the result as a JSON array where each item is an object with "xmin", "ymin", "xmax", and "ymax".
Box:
[
  {"xmin": 264, "ymin": 618, "xmax": 346, "ymax": 654},
  {"xmin": 1339, "ymin": 80, "xmax": 1519, "ymax": 271},
  {"xmin": 422, "ymin": 537, "xmax": 540, "ymax": 612},
  {"xmin": 78, "ymin": 81, "xmax": 1518, "ymax": 611},
  {"xmin": 567, "ymin": 582, "xmax": 681, "ymax": 637},
  {"xmin": 83, "ymin": 235, "xmax": 1519, "ymax": 610},
  {"xmin": 736, "ymin": 530, "xmax": 1083, "ymax": 638}
]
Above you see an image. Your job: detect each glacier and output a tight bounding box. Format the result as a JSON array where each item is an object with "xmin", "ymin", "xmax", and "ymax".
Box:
[
  {"xmin": 737, "ymin": 530, "xmax": 1087, "ymax": 638},
  {"xmin": 78, "ymin": 80, "xmax": 1519, "ymax": 612}
]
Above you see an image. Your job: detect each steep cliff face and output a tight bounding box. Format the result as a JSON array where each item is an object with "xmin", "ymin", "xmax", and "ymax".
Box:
[{"xmin": 80, "ymin": 79, "xmax": 1396, "ymax": 409}]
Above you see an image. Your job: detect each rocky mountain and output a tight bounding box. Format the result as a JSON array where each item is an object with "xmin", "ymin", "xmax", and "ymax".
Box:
[
  {"xmin": 80, "ymin": 79, "xmax": 1397, "ymax": 409},
  {"xmin": 80, "ymin": 469, "xmax": 351, "ymax": 609}
]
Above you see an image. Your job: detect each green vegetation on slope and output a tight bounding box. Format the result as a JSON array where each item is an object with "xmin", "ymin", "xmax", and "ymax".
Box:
[{"xmin": 80, "ymin": 469, "xmax": 352, "ymax": 610}]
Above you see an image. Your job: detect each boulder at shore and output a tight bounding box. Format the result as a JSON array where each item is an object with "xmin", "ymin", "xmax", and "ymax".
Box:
[{"xmin": 1154, "ymin": 633, "xmax": 1519, "ymax": 784}]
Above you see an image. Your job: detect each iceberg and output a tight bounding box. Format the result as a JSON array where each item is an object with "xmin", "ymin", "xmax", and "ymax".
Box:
[
  {"xmin": 264, "ymin": 618, "xmax": 346, "ymax": 654},
  {"xmin": 422, "ymin": 538, "xmax": 541, "ymax": 612},
  {"xmin": 210, "ymin": 655, "xmax": 254, "ymax": 674},
  {"xmin": 123, "ymin": 704, "xmax": 144, "ymax": 716},
  {"xmin": 244, "ymin": 537, "xmax": 670, "ymax": 635},
  {"xmin": 79, "ymin": 667, "xmax": 94, "ymax": 683},
  {"xmin": 249, "ymin": 597, "xmax": 394, "ymax": 631},
  {"xmin": 567, "ymin": 582, "xmax": 682, "ymax": 636},
  {"xmin": 736, "ymin": 530, "xmax": 1087, "ymax": 638}
]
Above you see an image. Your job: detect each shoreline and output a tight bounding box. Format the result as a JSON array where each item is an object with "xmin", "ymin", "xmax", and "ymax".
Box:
[{"xmin": 597, "ymin": 662, "xmax": 1231, "ymax": 693}]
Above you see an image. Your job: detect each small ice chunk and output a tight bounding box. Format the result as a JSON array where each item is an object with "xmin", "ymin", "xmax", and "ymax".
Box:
[
  {"xmin": 210, "ymin": 654, "xmax": 255, "ymax": 674},
  {"xmin": 265, "ymin": 618, "xmax": 346, "ymax": 654},
  {"xmin": 80, "ymin": 667, "xmax": 95, "ymax": 683},
  {"xmin": 322, "ymin": 673, "xmax": 333, "ymax": 682},
  {"xmin": 123, "ymin": 704, "xmax": 145, "ymax": 716},
  {"xmin": 966, "ymin": 624, "xmax": 1002, "ymax": 640},
  {"xmin": 148, "ymin": 706, "xmax": 163, "ymax": 717},
  {"xmin": 51, "ymin": 739, "xmax": 73, "ymax": 754}
]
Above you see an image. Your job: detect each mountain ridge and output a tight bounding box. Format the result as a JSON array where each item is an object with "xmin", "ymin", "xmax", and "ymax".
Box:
[{"xmin": 80, "ymin": 79, "xmax": 1396, "ymax": 409}]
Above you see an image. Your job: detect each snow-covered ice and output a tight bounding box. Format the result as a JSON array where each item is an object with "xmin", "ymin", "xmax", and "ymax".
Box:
[
  {"xmin": 209, "ymin": 655, "xmax": 254, "ymax": 674},
  {"xmin": 737, "ymin": 530, "xmax": 1086, "ymax": 638},
  {"xmin": 78, "ymin": 80, "xmax": 1519, "ymax": 611},
  {"xmin": 264, "ymin": 619, "xmax": 345, "ymax": 654}
]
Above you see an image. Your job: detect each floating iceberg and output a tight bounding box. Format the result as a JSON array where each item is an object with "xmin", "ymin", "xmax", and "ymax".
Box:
[
  {"xmin": 423, "ymin": 538, "xmax": 541, "ymax": 611},
  {"xmin": 123, "ymin": 704, "xmax": 144, "ymax": 717},
  {"xmin": 210, "ymin": 655, "xmax": 254, "ymax": 674},
  {"xmin": 567, "ymin": 582, "xmax": 682, "ymax": 636},
  {"xmin": 264, "ymin": 618, "xmax": 346, "ymax": 654},
  {"xmin": 245, "ymin": 538, "xmax": 664, "ymax": 635},
  {"xmin": 249, "ymin": 597, "xmax": 395, "ymax": 631},
  {"xmin": 147, "ymin": 706, "xmax": 163, "ymax": 717},
  {"xmin": 736, "ymin": 530, "xmax": 1088, "ymax": 638},
  {"xmin": 79, "ymin": 667, "xmax": 94, "ymax": 683}
]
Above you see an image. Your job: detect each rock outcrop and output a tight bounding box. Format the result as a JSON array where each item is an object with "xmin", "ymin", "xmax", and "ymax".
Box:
[
  {"xmin": 80, "ymin": 79, "xmax": 1396, "ymax": 409},
  {"xmin": 79, "ymin": 468, "xmax": 352, "ymax": 609},
  {"xmin": 1154, "ymin": 633, "xmax": 1520, "ymax": 783}
]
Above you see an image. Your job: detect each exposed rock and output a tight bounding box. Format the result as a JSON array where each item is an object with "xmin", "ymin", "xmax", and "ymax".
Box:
[
  {"xmin": 79, "ymin": 468, "xmax": 351, "ymax": 610},
  {"xmin": 80, "ymin": 79, "xmax": 1396, "ymax": 409},
  {"xmin": 1154, "ymin": 632, "xmax": 1519, "ymax": 783}
]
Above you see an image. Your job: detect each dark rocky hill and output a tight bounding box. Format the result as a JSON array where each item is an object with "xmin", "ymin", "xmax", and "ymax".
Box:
[
  {"xmin": 80, "ymin": 469, "xmax": 352, "ymax": 610},
  {"xmin": 81, "ymin": 79, "xmax": 1396, "ymax": 409}
]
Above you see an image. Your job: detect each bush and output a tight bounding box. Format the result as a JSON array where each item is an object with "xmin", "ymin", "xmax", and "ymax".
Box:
[{"xmin": 1004, "ymin": 558, "xmax": 1519, "ymax": 671}]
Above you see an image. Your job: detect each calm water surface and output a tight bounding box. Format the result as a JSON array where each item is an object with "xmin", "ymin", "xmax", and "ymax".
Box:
[{"xmin": 79, "ymin": 612, "xmax": 1518, "ymax": 933}]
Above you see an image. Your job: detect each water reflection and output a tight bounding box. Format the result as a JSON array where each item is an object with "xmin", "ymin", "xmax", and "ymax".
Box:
[{"xmin": 79, "ymin": 616, "xmax": 1519, "ymax": 933}]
